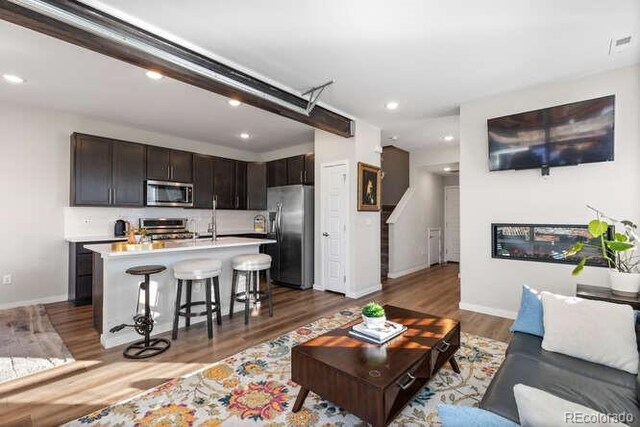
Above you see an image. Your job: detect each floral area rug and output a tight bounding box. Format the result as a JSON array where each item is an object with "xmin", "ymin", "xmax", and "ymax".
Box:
[{"xmin": 67, "ymin": 308, "xmax": 507, "ymax": 426}]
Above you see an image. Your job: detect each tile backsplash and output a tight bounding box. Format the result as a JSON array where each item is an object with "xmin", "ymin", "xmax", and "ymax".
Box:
[{"xmin": 64, "ymin": 207, "xmax": 267, "ymax": 238}]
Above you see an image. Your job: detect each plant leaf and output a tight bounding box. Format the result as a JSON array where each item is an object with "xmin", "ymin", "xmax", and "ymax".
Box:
[
  {"xmin": 565, "ymin": 242, "xmax": 584, "ymax": 257},
  {"xmin": 615, "ymin": 233, "xmax": 628, "ymax": 242},
  {"xmin": 572, "ymin": 258, "xmax": 586, "ymax": 276},
  {"xmin": 588, "ymin": 219, "xmax": 609, "ymax": 237},
  {"xmin": 605, "ymin": 240, "xmax": 635, "ymax": 251}
]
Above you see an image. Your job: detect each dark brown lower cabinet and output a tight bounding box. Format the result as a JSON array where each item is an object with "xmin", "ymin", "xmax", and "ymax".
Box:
[{"xmin": 68, "ymin": 240, "xmax": 121, "ymax": 305}]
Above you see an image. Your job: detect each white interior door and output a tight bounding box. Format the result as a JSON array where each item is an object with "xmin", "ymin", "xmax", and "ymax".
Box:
[
  {"xmin": 444, "ymin": 186, "xmax": 460, "ymax": 262},
  {"xmin": 321, "ymin": 163, "xmax": 348, "ymax": 294},
  {"xmin": 428, "ymin": 228, "xmax": 442, "ymax": 266}
]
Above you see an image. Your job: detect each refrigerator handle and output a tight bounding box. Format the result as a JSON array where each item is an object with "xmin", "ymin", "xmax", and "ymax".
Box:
[{"xmin": 276, "ymin": 201, "xmax": 283, "ymax": 239}]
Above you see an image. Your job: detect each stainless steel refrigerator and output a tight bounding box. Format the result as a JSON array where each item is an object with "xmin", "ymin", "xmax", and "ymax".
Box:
[{"xmin": 265, "ymin": 185, "xmax": 314, "ymax": 289}]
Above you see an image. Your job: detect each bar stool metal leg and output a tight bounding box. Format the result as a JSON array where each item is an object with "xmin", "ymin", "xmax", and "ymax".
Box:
[
  {"xmin": 244, "ymin": 271, "xmax": 251, "ymax": 325},
  {"xmin": 229, "ymin": 270, "xmax": 238, "ymax": 318},
  {"xmin": 205, "ymin": 278, "xmax": 213, "ymax": 339},
  {"xmin": 266, "ymin": 268, "xmax": 273, "ymax": 317},
  {"xmin": 185, "ymin": 280, "xmax": 193, "ymax": 327},
  {"xmin": 213, "ymin": 276, "xmax": 222, "ymax": 325},
  {"xmin": 172, "ymin": 279, "xmax": 183, "ymax": 340},
  {"xmin": 143, "ymin": 274, "xmax": 151, "ymax": 347}
]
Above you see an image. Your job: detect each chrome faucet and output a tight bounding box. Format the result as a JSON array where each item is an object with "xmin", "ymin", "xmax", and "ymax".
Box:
[{"xmin": 208, "ymin": 197, "xmax": 217, "ymax": 241}]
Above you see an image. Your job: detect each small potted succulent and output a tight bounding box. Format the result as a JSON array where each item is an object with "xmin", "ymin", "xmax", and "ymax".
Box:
[{"xmin": 362, "ymin": 302, "xmax": 386, "ymax": 329}]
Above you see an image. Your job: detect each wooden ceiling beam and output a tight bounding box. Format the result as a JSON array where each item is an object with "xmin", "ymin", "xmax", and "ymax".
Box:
[{"xmin": 0, "ymin": 0, "xmax": 354, "ymax": 137}]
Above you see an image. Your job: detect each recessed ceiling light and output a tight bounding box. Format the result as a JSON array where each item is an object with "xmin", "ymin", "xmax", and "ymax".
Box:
[
  {"xmin": 385, "ymin": 101, "xmax": 399, "ymax": 110},
  {"xmin": 443, "ymin": 167, "xmax": 452, "ymax": 172},
  {"xmin": 3, "ymin": 74, "xmax": 25, "ymax": 84},
  {"xmin": 443, "ymin": 135, "xmax": 455, "ymax": 142},
  {"xmin": 240, "ymin": 132, "xmax": 251, "ymax": 140},
  {"xmin": 228, "ymin": 99, "xmax": 242, "ymax": 107},
  {"xmin": 145, "ymin": 70, "xmax": 163, "ymax": 80}
]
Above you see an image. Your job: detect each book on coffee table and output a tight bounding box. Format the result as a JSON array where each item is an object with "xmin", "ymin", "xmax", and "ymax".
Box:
[{"xmin": 348, "ymin": 321, "xmax": 407, "ymax": 344}]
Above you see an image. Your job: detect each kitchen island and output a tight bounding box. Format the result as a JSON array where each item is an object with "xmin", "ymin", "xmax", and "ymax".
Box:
[{"xmin": 85, "ymin": 237, "xmax": 276, "ymax": 348}]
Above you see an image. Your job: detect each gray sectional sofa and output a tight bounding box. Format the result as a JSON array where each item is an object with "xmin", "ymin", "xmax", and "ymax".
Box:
[{"xmin": 480, "ymin": 331, "xmax": 640, "ymax": 426}]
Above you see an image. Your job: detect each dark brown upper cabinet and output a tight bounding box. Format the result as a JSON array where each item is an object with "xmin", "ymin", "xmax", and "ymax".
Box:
[
  {"xmin": 304, "ymin": 153, "xmax": 315, "ymax": 185},
  {"xmin": 247, "ymin": 162, "xmax": 267, "ymax": 210},
  {"xmin": 146, "ymin": 146, "xmax": 193, "ymax": 182},
  {"xmin": 112, "ymin": 141, "xmax": 146, "ymax": 206},
  {"xmin": 235, "ymin": 161, "xmax": 247, "ymax": 210},
  {"xmin": 193, "ymin": 154, "xmax": 214, "ymax": 209},
  {"xmin": 287, "ymin": 155, "xmax": 305, "ymax": 185},
  {"xmin": 267, "ymin": 158, "xmax": 288, "ymax": 187},
  {"xmin": 268, "ymin": 154, "xmax": 314, "ymax": 187},
  {"xmin": 71, "ymin": 133, "xmax": 145, "ymax": 207},
  {"xmin": 212, "ymin": 157, "xmax": 236, "ymax": 209}
]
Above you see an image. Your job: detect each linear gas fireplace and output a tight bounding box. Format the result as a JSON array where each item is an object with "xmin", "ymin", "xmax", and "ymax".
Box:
[{"xmin": 491, "ymin": 223, "xmax": 613, "ymax": 267}]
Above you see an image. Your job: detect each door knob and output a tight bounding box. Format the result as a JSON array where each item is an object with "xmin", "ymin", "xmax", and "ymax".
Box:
[{"xmin": 323, "ymin": 232, "xmax": 330, "ymax": 237}]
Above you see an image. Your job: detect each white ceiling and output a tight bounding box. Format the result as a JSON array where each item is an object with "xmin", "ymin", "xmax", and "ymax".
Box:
[
  {"xmin": 0, "ymin": 21, "xmax": 313, "ymax": 153},
  {"xmin": 1, "ymin": 0, "xmax": 639, "ymax": 152}
]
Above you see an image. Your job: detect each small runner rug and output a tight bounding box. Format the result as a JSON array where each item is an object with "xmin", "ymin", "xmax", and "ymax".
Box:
[
  {"xmin": 67, "ymin": 307, "xmax": 507, "ymax": 426},
  {"xmin": 0, "ymin": 304, "xmax": 74, "ymax": 384}
]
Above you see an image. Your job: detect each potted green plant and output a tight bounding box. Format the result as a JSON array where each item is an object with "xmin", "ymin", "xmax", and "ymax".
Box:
[
  {"xmin": 362, "ymin": 302, "xmax": 386, "ymax": 329},
  {"xmin": 566, "ymin": 206, "xmax": 640, "ymax": 296}
]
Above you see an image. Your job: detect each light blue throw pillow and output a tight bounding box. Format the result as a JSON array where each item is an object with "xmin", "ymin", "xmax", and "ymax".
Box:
[
  {"xmin": 437, "ymin": 404, "xmax": 518, "ymax": 427},
  {"xmin": 510, "ymin": 285, "xmax": 544, "ymax": 337}
]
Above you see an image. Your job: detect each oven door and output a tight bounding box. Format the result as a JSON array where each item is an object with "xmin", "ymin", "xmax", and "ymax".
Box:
[{"xmin": 146, "ymin": 180, "xmax": 193, "ymax": 207}]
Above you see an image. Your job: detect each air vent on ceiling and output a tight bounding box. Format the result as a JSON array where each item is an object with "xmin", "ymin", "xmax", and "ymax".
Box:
[{"xmin": 609, "ymin": 35, "xmax": 633, "ymax": 54}]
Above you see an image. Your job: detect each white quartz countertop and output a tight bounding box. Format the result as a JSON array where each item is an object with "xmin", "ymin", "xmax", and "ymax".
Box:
[
  {"xmin": 65, "ymin": 235, "xmax": 128, "ymax": 243},
  {"xmin": 84, "ymin": 237, "xmax": 276, "ymax": 258},
  {"xmin": 66, "ymin": 230, "xmax": 267, "ymax": 243}
]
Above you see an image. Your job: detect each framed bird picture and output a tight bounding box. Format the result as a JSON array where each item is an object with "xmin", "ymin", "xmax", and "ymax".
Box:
[{"xmin": 357, "ymin": 162, "xmax": 381, "ymax": 211}]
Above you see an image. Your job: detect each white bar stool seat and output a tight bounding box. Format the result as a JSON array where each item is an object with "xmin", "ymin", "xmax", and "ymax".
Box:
[
  {"xmin": 232, "ymin": 254, "xmax": 272, "ymax": 271},
  {"xmin": 171, "ymin": 258, "xmax": 223, "ymax": 340},
  {"xmin": 174, "ymin": 258, "xmax": 222, "ymax": 280},
  {"xmin": 229, "ymin": 253, "xmax": 273, "ymax": 324}
]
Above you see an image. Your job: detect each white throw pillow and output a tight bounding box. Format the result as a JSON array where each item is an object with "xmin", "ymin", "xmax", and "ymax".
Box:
[
  {"xmin": 541, "ymin": 292, "xmax": 638, "ymax": 374},
  {"xmin": 513, "ymin": 384, "xmax": 629, "ymax": 426}
]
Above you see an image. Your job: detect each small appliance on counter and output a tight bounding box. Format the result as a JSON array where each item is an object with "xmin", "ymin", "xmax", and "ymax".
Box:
[
  {"xmin": 254, "ymin": 215, "xmax": 266, "ymax": 233},
  {"xmin": 114, "ymin": 219, "xmax": 128, "ymax": 237}
]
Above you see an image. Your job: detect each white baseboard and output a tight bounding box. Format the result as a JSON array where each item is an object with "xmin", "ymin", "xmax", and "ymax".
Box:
[
  {"xmin": 346, "ymin": 283, "xmax": 382, "ymax": 299},
  {"xmin": 0, "ymin": 294, "xmax": 68, "ymax": 311},
  {"xmin": 459, "ymin": 302, "xmax": 517, "ymax": 320},
  {"xmin": 313, "ymin": 283, "xmax": 324, "ymax": 291},
  {"xmin": 387, "ymin": 264, "xmax": 428, "ymax": 279}
]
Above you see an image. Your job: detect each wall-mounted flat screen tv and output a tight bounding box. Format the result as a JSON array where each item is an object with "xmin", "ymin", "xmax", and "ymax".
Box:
[{"xmin": 488, "ymin": 95, "xmax": 615, "ymax": 171}]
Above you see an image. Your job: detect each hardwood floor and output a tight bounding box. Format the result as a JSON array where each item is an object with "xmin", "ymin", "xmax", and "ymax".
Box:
[{"xmin": 0, "ymin": 263, "xmax": 512, "ymax": 426}]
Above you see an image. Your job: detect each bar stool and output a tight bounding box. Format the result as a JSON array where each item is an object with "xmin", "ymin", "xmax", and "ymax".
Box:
[
  {"xmin": 109, "ymin": 265, "xmax": 171, "ymax": 359},
  {"xmin": 229, "ymin": 254, "xmax": 273, "ymax": 325},
  {"xmin": 172, "ymin": 258, "xmax": 222, "ymax": 340}
]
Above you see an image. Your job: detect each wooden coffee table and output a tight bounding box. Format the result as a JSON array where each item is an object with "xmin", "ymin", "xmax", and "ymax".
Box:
[{"xmin": 291, "ymin": 305, "xmax": 460, "ymax": 427}]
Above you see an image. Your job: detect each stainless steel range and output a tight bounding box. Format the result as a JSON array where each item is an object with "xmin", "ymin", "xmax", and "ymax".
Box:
[{"xmin": 139, "ymin": 218, "xmax": 194, "ymax": 240}]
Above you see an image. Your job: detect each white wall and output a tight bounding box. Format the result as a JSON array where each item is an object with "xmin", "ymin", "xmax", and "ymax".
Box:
[
  {"xmin": 314, "ymin": 120, "xmax": 382, "ymax": 299},
  {"xmin": 388, "ymin": 171, "xmax": 444, "ymax": 277},
  {"xmin": 0, "ymin": 101, "xmax": 298, "ymax": 309},
  {"xmin": 386, "ymin": 144, "xmax": 456, "ymax": 278},
  {"xmin": 460, "ymin": 65, "xmax": 640, "ymax": 318}
]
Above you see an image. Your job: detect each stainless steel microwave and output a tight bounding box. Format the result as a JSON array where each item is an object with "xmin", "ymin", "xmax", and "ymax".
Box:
[{"xmin": 146, "ymin": 180, "xmax": 193, "ymax": 207}]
